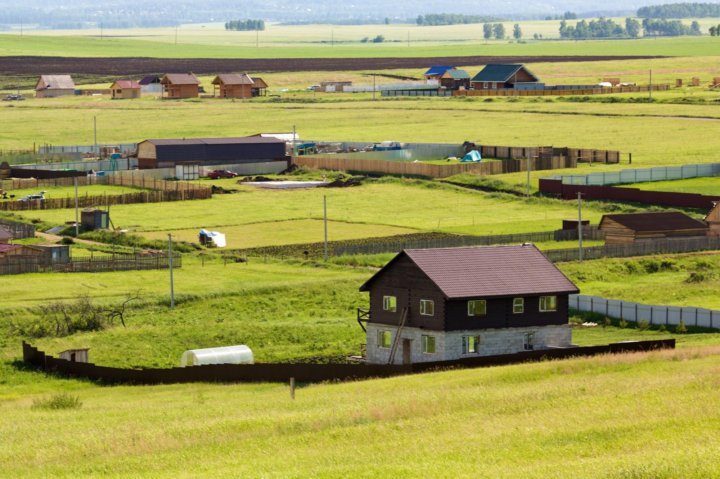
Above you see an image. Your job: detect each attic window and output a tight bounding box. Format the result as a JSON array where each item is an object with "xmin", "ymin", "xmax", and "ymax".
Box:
[{"xmin": 420, "ymin": 299, "xmax": 434, "ymax": 316}]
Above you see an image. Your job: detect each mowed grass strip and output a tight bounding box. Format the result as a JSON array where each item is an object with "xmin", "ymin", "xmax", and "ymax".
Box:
[
  {"xmin": 1, "ymin": 346, "xmax": 720, "ymax": 478},
  {"xmin": 141, "ymin": 219, "xmax": 416, "ymax": 249},
  {"xmin": 12, "ymin": 181, "xmax": 609, "ymax": 237}
]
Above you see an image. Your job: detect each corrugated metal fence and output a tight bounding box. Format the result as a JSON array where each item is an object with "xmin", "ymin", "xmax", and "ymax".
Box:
[
  {"xmin": 546, "ymin": 163, "xmax": 720, "ymax": 186},
  {"xmin": 570, "ymin": 294, "xmax": 720, "ymax": 329},
  {"xmin": 544, "ymin": 236, "xmax": 720, "ymax": 262}
]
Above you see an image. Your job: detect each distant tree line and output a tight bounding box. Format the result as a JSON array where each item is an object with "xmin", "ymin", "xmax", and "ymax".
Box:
[
  {"xmin": 559, "ymin": 17, "xmax": 701, "ymax": 38},
  {"xmin": 483, "ymin": 23, "xmax": 506, "ymax": 39},
  {"xmin": 416, "ymin": 13, "xmax": 498, "ymax": 26},
  {"xmin": 225, "ymin": 19, "xmax": 265, "ymax": 31},
  {"xmin": 545, "ymin": 12, "xmax": 578, "ymax": 20},
  {"xmin": 637, "ymin": 3, "xmax": 720, "ymax": 18}
]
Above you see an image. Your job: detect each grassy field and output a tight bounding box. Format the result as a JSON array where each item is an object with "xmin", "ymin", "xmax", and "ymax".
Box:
[
  {"xmin": 1, "ymin": 184, "xmax": 147, "ymax": 199},
  {"xmin": 621, "ymin": 176, "xmax": 720, "ymax": 194}
]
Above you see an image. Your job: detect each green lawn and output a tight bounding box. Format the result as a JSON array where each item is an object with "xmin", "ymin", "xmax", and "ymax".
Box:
[
  {"xmin": 2, "ymin": 184, "xmax": 147, "ymax": 198},
  {"xmin": 621, "ymin": 176, "xmax": 720, "ymax": 194}
]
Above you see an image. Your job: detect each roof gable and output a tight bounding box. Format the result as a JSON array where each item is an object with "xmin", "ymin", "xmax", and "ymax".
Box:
[
  {"xmin": 111, "ymin": 80, "xmax": 140, "ymax": 89},
  {"xmin": 425, "ymin": 66, "xmax": 455, "ymax": 76},
  {"xmin": 252, "ymin": 77, "xmax": 268, "ymax": 88},
  {"xmin": 212, "ymin": 73, "xmax": 254, "ymax": 86},
  {"xmin": 36, "ymin": 75, "xmax": 75, "ymax": 90},
  {"xmin": 442, "ymin": 69, "xmax": 470, "ymax": 80},
  {"xmin": 600, "ymin": 212, "xmax": 708, "ymax": 232},
  {"xmin": 471, "ymin": 64, "xmax": 538, "ymax": 83},
  {"xmin": 161, "ymin": 73, "xmax": 199, "ymax": 85},
  {"xmin": 361, "ymin": 245, "xmax": 579, "ymax": 299},
  {"xmin": 706, "ymin": 202, "xmax": 720, "ymax": 222}
]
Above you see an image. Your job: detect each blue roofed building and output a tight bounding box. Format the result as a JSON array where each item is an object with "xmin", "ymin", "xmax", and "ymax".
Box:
[{"xmin": 470, "ymin": 64, "xmax": 540, "ymax": 90}]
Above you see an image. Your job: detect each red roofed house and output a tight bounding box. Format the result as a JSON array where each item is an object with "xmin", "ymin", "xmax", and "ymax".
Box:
[
  {"xmin": 35, "ymin": 75, "xmax": 75, "ymax": 98},
  {"xmin": 599, "ymin": 212, "xmax": 709, "ymax": 244},
  {"xmin": 160, "ymin": 73, "xmax": 200, "ymax": 99},
  {"xmin": 212, "ymin": 73, "xmax": 269, "ymax": 99},
  {"xmin": 110, "ymin": 80, "xmax": 141, "ymax": 99},
  {"xmin": 358, "ymin": 244, "xmax": 579, "ymax": 364}
]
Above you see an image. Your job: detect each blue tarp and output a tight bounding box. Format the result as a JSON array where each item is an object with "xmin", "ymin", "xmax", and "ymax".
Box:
[{"xmin": 461, "ymin": 150, "xmax": 482, "ymax": 162}]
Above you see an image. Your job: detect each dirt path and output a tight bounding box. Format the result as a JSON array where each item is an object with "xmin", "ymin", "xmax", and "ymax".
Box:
[{"xmin": 35, "ymin": 231, "xmax": 105, "ymax": 247}]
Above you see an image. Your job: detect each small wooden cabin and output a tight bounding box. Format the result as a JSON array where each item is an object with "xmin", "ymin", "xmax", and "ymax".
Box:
[
  {"xmin": 110, "ymin": 80, "xmax": 141, "ymax": 99},
  {"xmin": 161, "ymin": 73, "xmax": 200, "ymax": 99},
  {"xmin": 212, "ymin": 73, "xmax": 254, "ymax": 98},
  {"xmin": 599, "ymin": 212, "xmax": 709, "ymax": 244},
  {"xmin": 359, "ymin": 244, "xmax": 579, "ymax": 365},
  {"xmin": 35, "ymin": 75, "xmax": 75, "ymax": 98},
  {"xmin": 470, "ymin": 64, "xmax": 539, "ymax": 90},
  {"xmin": 438, "ymin": 69, "xmax": 471, "ymax": 90},
  {"xmin": 81, "ymin": 208, "xmax": 110, "ymax": 231},
  {"xmin": 706, "ymin": 202, "xmax": 720, "ymax": 237}
]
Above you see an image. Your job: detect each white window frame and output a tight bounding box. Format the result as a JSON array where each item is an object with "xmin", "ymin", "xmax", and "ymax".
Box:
[
  {"xmin": 420, "ymin": 299, "xmax": 435, "ymax": 316},
  {"xmin": 383, "ymin": 295, "xmax": 397, "ymax": 312},
  {"xmin": 539, "ymin": 295, "xmax": 557, "ymax": 312},
  {"xmin": 483, "ymin": 82, "xmax": 489, "ymax": 89},
  {"xmin": 377, "ymin": 330, "xmax": 392, "ymax": 349},
  {"xmin": 421, "ymin": 335, "xmax": 436, "ymax": 354},
  {"xmin": 467, "ymin": 300, "xmax": 487, "ymax": 317},
  {"xmin": 462, "ymin": 335, "xmax": 480, "ymax": 354},
  {"xmin": 513, "ymin": 298, "xmax": 524, "ymax": 314}
]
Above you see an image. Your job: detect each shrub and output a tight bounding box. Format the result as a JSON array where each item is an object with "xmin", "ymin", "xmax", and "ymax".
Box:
[
  {"xmin": 675, "ymin": 320, "xmax": 688, "ymax": 334},
  {"xmin": 637, "ymin": 319, "xmax": 650, "ymax": 331},
  {"xmin": 32, "ymin": 393, "xmax": 82, "ymax": 410},
  {"xmin": 658, "ymin": 324, "xmax": 667, "ymax": 332},
  {"xmin": 602, "ymin": 316, "xmax": 612, "ymax": 328},
  {"xmin": 619, "ymin": 319, "xmax": 628, "ymax": 329}
]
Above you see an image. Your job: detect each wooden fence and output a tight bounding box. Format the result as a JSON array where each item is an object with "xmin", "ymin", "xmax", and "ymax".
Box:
[
  {"xmin": 480, "ymin": 146, "xmax": 620, "ymax": 164},
  {"xmin": 544, "ymin": 236, "xmax": 720, "ymax": 263},
  {"xmin": 0, "ymin": 218, "xmax": 35, "ymax": 239},
  {"xmin": 540, "ymin": 178, "xmax": 720, "ymax": 210},
  {"xmin": 22, "ymin": 339, "xmax": 674, "ymax": 385},
  {"xmin": 0, "ymin": 175, "xmax": 212, "ymax": 211},
  {"xmin": 0, "ymin": 253, "xmax": 180, "ymax": 276},
  {"xmin": 293, "ymin": 155, "xmax": 576, "ymax": 179},
  {"xmin": 454, "ymin": 84, "xmax": 670, "ymax": 97}
]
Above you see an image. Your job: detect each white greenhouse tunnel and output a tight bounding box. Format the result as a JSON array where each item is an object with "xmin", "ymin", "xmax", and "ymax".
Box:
[{"xmin": 180, "ymin": 345, "xmax": 254, "ymax": 367}]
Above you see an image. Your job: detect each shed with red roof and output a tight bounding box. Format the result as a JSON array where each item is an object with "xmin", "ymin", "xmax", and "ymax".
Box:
[{"xmin": 110, "ymin": 80, "xmax": 141, "ymax": 99}]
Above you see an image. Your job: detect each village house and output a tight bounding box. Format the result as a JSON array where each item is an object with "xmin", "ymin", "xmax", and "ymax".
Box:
[
  {"xmin": 358, "ymin": 244, "xmax": 579, "ymax": 365},
  {"xmin": 599, "ymin": 212, "xmax": 709, "ymax": 244},
  {"xmin": 423, "ymin": 66, "xmax": 470, "ymax": 90},
  {"xmin": 211, "ymin": 73, "xmax": 268, "ymax": 99},
  {"xmin": 35, "ymin": 75, "xmax": 75, "ymax": 98},
  {"xmin": 470, "ymin": 64, "xmax": 540, "ymax": 90},
  {"xmin": 160, "ymin": 73, "xmax": 200, "ymax": 99},
  {"xmin": 110, "ymin": 80, "xmax": 141, "ymax": 99}
]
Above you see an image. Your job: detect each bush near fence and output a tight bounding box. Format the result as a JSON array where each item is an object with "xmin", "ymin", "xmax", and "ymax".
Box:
[
  {"xmin": 0, "ymin": 175, "xmax": 212, "ymax": 211},
  {"xmin": 22, "ymin": 339, "xmax": 675, "ymax": 385},
  {"xmin": 570, "ymin": 294, "xmax": 720, "ymax": 330},
  {"xmin": 0, "ymin": 253, "xmax": 180, "ymax": 276}
]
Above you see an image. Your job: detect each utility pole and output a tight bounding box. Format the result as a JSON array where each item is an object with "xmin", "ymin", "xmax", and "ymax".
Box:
[
  {"xmin": 256, "ymin": 28, "xmax": 259, "ymax": 48},
  {"xmin": 407, "ymin": 31, "xmax": 410, "ymax": 47},
  {"xmin": 323, "ymin": 195, "xmax": 328, "ymax": 261},
  {"xmin": 578, "ymin": 192, "xmax": 583, "ymax": 262},
  {"xmin": 168, "ymin": 234, "xmax": 175, "ymax": 309},
  {"xmin": 175, "ymin": 25, "xmax": 178, "ymax": 45},
  {"xmin": 74, "ymin": 177, "xmax": 79, "ymax": 237},
  {"xmin": 372, "ymin": 74, "xmax": 376, "ymax": 101},
  {"xmin": 93, "ymin": 116, "xmax": 98, "ymax": 156},
  {"xmin": 292, "ymin": 125, "xmax": 297, "ymax": 156},
  {"xmin": 331, "ymin": 29, "xmax": 334, "ymax": 47},
  {"xmin": 649, "ymin": 69, "xmax": 653, "ymax": 101},
  {"xmin": 526, "ymin": 155, "xmax": 532, "ymax": 197}
]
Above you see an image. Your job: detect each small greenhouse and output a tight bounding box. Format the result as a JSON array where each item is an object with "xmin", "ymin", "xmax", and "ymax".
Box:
[{"xmin": 180, "ymin": 345, "xmax": 254, "ymax": 367}]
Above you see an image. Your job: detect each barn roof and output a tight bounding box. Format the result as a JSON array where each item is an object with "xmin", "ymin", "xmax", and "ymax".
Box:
[
  {"xmin": 140, "ymin": 136, "xmax": 285, "ymax": 147},
  {"xmin": 111, "ymin": 80, "xmax": 140, "ymax": 89},
  {"xmin": 425, "ymin": 66, "xmax": 455, "ymax": 76},
  {"xmin": 599, "ymin": 212, "xmax": 708, "ymax": 232},
  {"xmin": 36, "ymin": 75, "xmax": 75, "ymax": 90},
  {"xmin": 160, "ymin": 73, "xmax": 199, "ymax": 85},
  {"xmin": 360, "ymin": 244, "xmax": 579, "ymax": 299},
  {"xmin": 212, "ymin": 73, "xmax": 255, "ymax": 85},
  {"xmin": 471, "ymin": 64, "xmax": 538, "ymax": 83}
]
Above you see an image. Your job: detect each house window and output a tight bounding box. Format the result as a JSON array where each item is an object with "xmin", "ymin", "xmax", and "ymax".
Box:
[
  {"xmin": 467, "ymin": 300, "xmax": 487, "ymax": 316},
  {"xmin": 378, "ymin": 330, "xmax": 392, "ymax": 349},
  {"xmin": 483, "ymin": 82, "xmax": 489, "ymax": 89},
  {"xmin": 524, "ymin": 332, "xmax": 534, "ymax": 351},
  {"xmin": 539, "ymin": 295, "xmax": 557, "ymax": 312},
  {"xmin": 462, "ymin": 336, "xmax": 480, "ymax": 354},
  {"xmin": 513, "ymin": 298, "xmax": 524, "ymax": 314},
  {"xmin": 383, "ymin": 295, "xmax": 397, "ymax": 312},
  {"xmin": 422, "ymin": 335, "xmax": 436, "ymax": 354},
  {"xmin": 420, "ymin": 299, "xmax": 434, "ymax": 316}
]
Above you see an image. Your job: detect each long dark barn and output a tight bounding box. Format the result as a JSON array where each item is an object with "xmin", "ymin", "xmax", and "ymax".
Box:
[{"xmin": 136, "ymin": 137, "xmax": 288, "ymax": 169}]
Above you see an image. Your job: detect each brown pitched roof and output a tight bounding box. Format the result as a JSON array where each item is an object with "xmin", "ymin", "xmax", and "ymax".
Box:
[
  {"xmin": 212, "ymin": 73, "xmax": 254, "ymax": 86},
  {"xmin": 160, "ymin": 73, "xmax": 199, "ymax": 85},
  {"xmin": 600, "ymin": 212, "xmax": 708, "ymax": 232},
  {"xmin": 252, "ymin": 77, "xmax": 268, "ymax": 88},
  {"xmin": 0, "ymin": 244, "xmax": 20, "ymax": 254},
  {"xmin": 36, "ymin": 75, "xmax": 75, "ymax": 91},
  {"xmin": 111, "ymin": 80, "xmax": 140, "ymax": 89},
  {"xmin": 360, "ymin": 244, "xmax": 579, "ymax": 299}
]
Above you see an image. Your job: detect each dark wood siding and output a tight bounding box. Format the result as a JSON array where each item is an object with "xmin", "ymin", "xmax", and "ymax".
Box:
[{"xmin": 445, "ymin": 295, "xmax": 569, "ymax": 331}]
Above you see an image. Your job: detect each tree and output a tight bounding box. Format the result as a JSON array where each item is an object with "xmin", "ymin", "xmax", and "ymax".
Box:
[
  {"xmin": 625, "ymin": 17, "xmax": 641, "ymax": 38},
  {"xmin": 691, "ymin": 20, "xmax": 701, "ymax": 35},
  {"xmin": 513, "ymin": 23, "xmax": 522, "ymax": 40},
  {"xmin": 493, "ymin": 23, "xmax": 505, "ymax": 39},
  {"xmin": 710, "ymin": 25, "xmax": 718, "ymax": 36},
  {"xmin": 372, "ymin": 35, "xmax": 385, "ymax": 43},
  {"xmin": 483, "ymin": 23, "xmax": 493, "ymax": 39}
]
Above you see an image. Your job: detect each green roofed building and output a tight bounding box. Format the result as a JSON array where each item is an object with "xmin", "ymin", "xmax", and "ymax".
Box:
[{"xmin": 470, "ymin": 64, "xmax": 539, "ymax": 90}]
